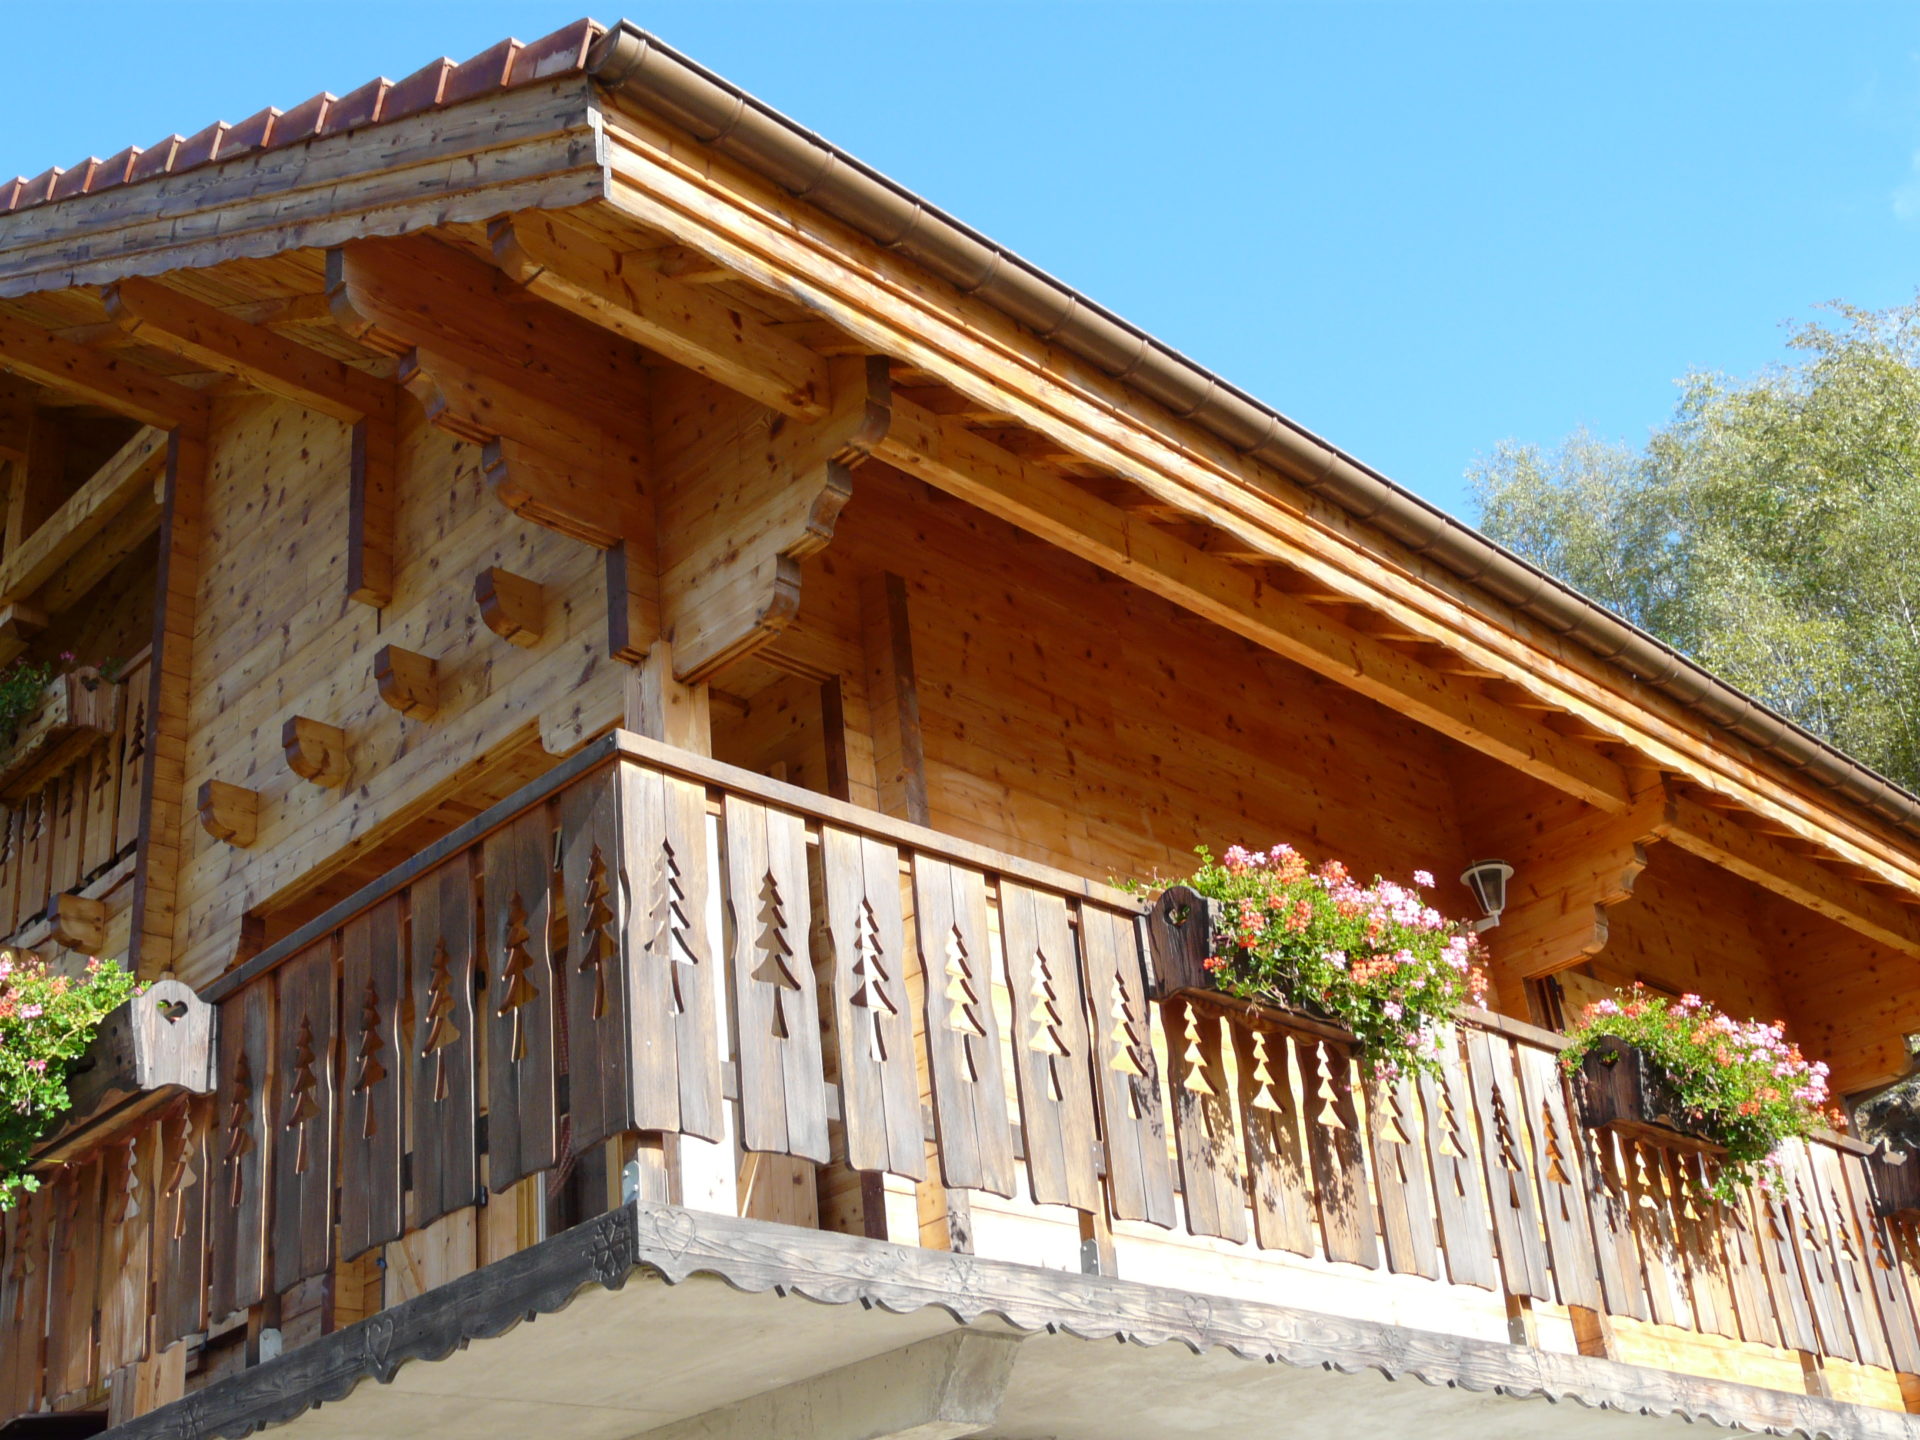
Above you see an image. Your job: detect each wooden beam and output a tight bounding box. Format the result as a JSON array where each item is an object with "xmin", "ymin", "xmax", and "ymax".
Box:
[
  {"xmin": 196, "ymin": 780, "xmax": 259, "ymax": 848},
  {"xmin": 605, "ymin": 539, "xmax": 655, "ymax": 666},
  {"xmin": 282, "ymin": 717, "xmax": 350, "ymax": 789},
  {"xmin": 104, "ymin": 277, "xmax": 391, "ymax": 423},
  {"xmin": 652, "ymin": 357, "xmax": 889, "ymax": 682},
  {"xmin": 478, "ymin": 434, "xmax": 645, "ymax": 550},
  {"xmin": 4, "ymin": 404, "xmax": 64, "ymax": 554},
  {"xmin": 372, "ymin": 646, "xmax": 440, "ymax": 721},
  {"xmin": 348, "ymin": 416, "xmax": 395, "ymax": 608},
  {"xmin": 490, "ymin": 212, "xmax": 831, "ymax": 420},
  {"xmin": 876, "ymin": 398, "xmax": 1631, "ymax": 812},
  {"xmin": 0, "ymin": 314, "xmax": 206, "ymax": 430},
  {"xmin": 859, "ymin": 571, "xmax": 931, "ymax": 830},
  {"xmin": 128, "ymin": 427, "xmax": 207, "ymax": 981},
  {"xmin": 474, "ymin": 567, "xmax": 547, "ymax": 648},
  {"xmin": 1663, "ymin": 788, "xmax": 1920, "ymax": 958}
]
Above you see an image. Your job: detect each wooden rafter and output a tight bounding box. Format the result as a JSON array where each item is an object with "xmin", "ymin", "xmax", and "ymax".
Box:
[{"xmin": 0, "ymin": 314, "xmax": 206, "ymax": 430}]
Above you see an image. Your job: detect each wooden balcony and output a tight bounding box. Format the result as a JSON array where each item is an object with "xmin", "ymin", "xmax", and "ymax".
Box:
[{"xmin": 6, "ymin": 732, "xmax": 1920, "ymax": 1435}]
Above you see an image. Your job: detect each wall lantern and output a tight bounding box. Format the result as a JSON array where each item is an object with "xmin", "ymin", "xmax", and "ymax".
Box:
[{"xmin": 1460, "ymin": 859, "xmax": 1515, "ymax": 933}]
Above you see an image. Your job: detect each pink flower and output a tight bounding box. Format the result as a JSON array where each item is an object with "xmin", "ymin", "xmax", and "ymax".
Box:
[
  {"xmin": 1413, "ymin": 869, "xmax": 1435, "ymax": 888},
  {"xmin": 19, "ymin": 1003, "xmax": 41, "ymax": 1020}
]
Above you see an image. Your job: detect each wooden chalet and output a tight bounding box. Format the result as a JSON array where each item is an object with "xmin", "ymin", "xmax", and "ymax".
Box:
[{"xmin": 1, "ymin": 18, "xmax": 1919, "ymax": 1439}]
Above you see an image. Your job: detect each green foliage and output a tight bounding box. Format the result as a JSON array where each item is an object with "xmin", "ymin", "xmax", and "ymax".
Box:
[
  {"xmin": 1169, "ymin": 844, "xmax": 1488, "ymax": 1079},
  {"xmin": 0, "ymin": 951, "xmax": 140, "ymax": 1209},
  {"xmin": 1560, "ymin": 986, "xmax": 1834, "ymax": 1199},
  {"xmin": 1471, "ymin": 298, "xmax": 1920, "ymax": 789},
  {"xmin": 0, "ymin": 659, "xmax": 55, "ymax": 747}
]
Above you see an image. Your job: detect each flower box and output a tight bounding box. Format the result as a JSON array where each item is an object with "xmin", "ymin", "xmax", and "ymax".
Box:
[
  {"xmin": 1146, "ymin": 884, "xmax": 1355, "ymax": 1046},
  {"xmin": 33, "ymin": 979, "xmax": 216, "ymax": 1165},
  {"xmin": 0, "ymin": 667, "xmax": 120, "ymax": 803},
  {"xmin": 1573, "ymin": 1036, "xmax": 1727, "ymax": 1157}
]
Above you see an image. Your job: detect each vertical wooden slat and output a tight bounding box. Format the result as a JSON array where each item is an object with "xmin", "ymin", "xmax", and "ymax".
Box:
[
  {"xmin": 1840, "ymin": 1147, "xmax": 1920, "ymax": 1373},
  {"xmin": 0, "ymin": 803, "xmax": 22, "ymax": 937},
  {"xmin": 1417, "ymin": 1049, "xmax": 1497, "ymax": 1289},
  {"xmin": 622, "ymin": 762, "xmax": 722, "ymax": 1141},
  {"xmin": 340, "ymin": 896, "xmax": 404, "ymax": 1260},
  {"xmin": 1165, "ymin": 998, "xmax": 1246, "ymax": 1243},
  {"xmin": 913, "ymin": 854, "xmax": 1016, "ymax": 1198},
  {"xmin": 112, "ymin": 655, "xmax": 149, "ymax": 860},
  {"xmin": 97, "ymin": 1126, "xmax": 156, "ymax": 1374},
  {"xmin": 153, "ymin": 1097, "xmax": 210, "ymax": 1349},
  {"xmin": 481, "ymin": 805, "xmax": 558, "ymax": 1191},
  {"xmin": 1621, "ymin": 1140, "xmax": 1688, "ymax": 1329},
  {"xmin": 724, "ymin": 794, "xmax": 828, "ymax": 1162},
  {"xmin": 820, "ymin": 827, "xmax": 923, "ymax": 1179},
  {"xmin": 1580, "ymin": 1126, "xmax": 1650, "ymax": 1322},
  {"xmin": 998, "ymin": 881, "xmax": 1100, "ymax": 1213},
  {"xmin": 1665, "ymin": 1150, "xmax": 1736, "ymax": 1340},
  {"xmin": 1366, "ymin": 1069, "xmax": 1439, "ymax": 1278},
  {"xmin": 81, "ymin": 725, "xmax": 118, "ymax": 879},
  {"xmin": 271, "ymin": 941, "xmax": 338, "ymax": 1293},
  {"xmin": 1808, "ymin": 1141, "xmax": 1889, "ymax": 1368},
  {"xmin": 1464, "ymin": 1027, "xmax": 1550, "ymax": 1300},
  {"xmin": 1714, "ymin": 1159, "xmax": 1776, "ymax": 1346},
  {"xmin": 1754, "ymin": 1168, "xmax": 1821, "ymax": 1353},
  {"xmin": 0, "ymin": 1186, "xmax": 50, "ymax": 1415},
  {"xmin": 1301, "ymin": 1037, "xmax": 1377, "ymax": 1268},
  {"xmin": 1515, "ymin": 1044, "xmax": 1600, "ymax": 1309},
  {"xmin": 47, "ymin": 765, "xmax": 84, "ymax": 901},
  {"xmin": 210, "ymin": 978, "xmax": 271, "ymax": 1320},
  {"xmin": 560, "ymin": 768, "xmax": 634, "ymax": 1152},
  {"xmin": 46, "ymin": 1155, "xmax": 102, "ymax": 1398},
  {"xmin": 1231, "ymin": 1021, "xmax": 1313, "ymax": 1256},
  {"xmin": 1783, "ymin": 1145, "xmax": 1856, "ymax": 1360},
  {"xmin": 18, "ymin": 790, "xmax": 50, "ymax": 928},
  {"xmin": 410, "ymin": 856, "xmax": 480, "ymax": 1228},
  {"xmin": 1076, "ymin": 904, "xmax": 1175, "ymax": 1227}
]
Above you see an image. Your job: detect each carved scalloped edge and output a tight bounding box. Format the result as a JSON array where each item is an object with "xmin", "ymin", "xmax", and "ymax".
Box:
[{"xmin": 104, "ymin": 1202, "xmax": 1914, "ymax": 1440}]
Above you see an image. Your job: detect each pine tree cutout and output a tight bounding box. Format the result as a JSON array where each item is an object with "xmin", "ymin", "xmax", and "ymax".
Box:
[
  {"xmin": 943, "ymin": 924, "xmax": 986, "ymax": 1082},
  {"xmin": 577, "ymin": 842, "xmax": 618, "ymax": 1021},
  {"xmin": 1376, "ymin": 1081, "xmax": 1413, "ymax": 1147},
  {"xmin": 1248, "ymin": 1030, "xmax": 1284, "ymax": 1114},
  {"xmin": 1540, "ymin": 1100, "xmax": 1571, "ymax": 1186},
  {"xmin": 352, "ymin": 977, "xmax": 387, "ymax": 1139},
  {"xmin": 162, "ymin": 1107, "xmax": 197, "ymax": 1242},
  {"xmin": 496, "ymin": 893, "xmax": 540, "ymax": 1063},
  {"xmin": 1312, "ymin": 1043, "xmax": 1348, "ymax": 1130},
  {"xmin": 126, "ymin": 702, "xmax": 147, "ymax": 765},
  {"xmin": 1106, "ymin": 969, "xmax": 1148, "ymax": 1118},
  {"xmin": 419, "ymin": 938, "xmax": 460, "ymax": 1102},
  {"xmin": 283, "ymin": 1017, "xmax": 322, "ymax": 1174},
  {"xmin": 1179, "ymin": 1006, "xmax": 1216, "ymax": 1098},
  {"xmin": 1026, "ymin": 946, "xmax": 1070, "ymax": 1102},
  {"xmin": 649, "ymin": 841, "xmax": 697, "ymax": 1016},
  {"xmin": 848, "ymin": 897, "xmax": 895, "ymax": 1064},
  {"xmin": 1488, "ymin": 1075, "xmax": 1524, "ymax": 1209},
  {"xmin": 750, "ymin": 870, "xmax": 802, "ymax": 1040},
  {"xmin": 110, "ymin": 1134, "xmax": 143, "ymax": 1226},
  {"xmin": 223, "ymin": 1049, "xmax": 254, "ymax": 1206}
]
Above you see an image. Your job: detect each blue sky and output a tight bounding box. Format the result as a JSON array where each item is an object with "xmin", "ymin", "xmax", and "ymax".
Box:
[{"xmin": 5, "ymin": 3, "xmax": 1919, "ymax": 522}]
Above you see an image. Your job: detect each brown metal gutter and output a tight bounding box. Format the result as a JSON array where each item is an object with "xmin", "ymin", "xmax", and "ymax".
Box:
[{"xmin": 588, "ymin": 21, "xmax": 1920, "ymax": 840}]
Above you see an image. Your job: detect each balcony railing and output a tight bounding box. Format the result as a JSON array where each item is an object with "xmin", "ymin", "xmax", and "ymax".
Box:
[{"xmin": 6, "ymin": 728, "xmax": 1920, "ymax": 1424}]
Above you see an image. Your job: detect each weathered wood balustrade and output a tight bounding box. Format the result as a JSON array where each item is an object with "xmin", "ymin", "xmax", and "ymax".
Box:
[{"xmin": 8, "ymin": 727, "xmax": 1920, "ymax": 1421}]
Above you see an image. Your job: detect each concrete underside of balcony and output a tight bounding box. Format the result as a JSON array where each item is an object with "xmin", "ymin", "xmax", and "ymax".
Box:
[{"xmin": 101, "ymin": 1201, "xmax": 1915, "ymax": 1440}]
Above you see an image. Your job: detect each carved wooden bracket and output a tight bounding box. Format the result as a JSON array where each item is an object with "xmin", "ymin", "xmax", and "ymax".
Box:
[
  {"xmin": 655, "ymin": 355, "xmax": 892, "ymax": 682},
  {"xmin": 475, "ymin": 567, "xmax": 547, "ymax": 648},
  {"xmin": 46, "ymin": 893, "xmax": 106, "ymax": 953},
  {"xmin": 374, "ymin": 645, "xmax": 440, "ymax": 720},
  {"xmin": 197, "ymin": 779, "xmax": 259, "ymax": 847},
  {"xmin": 282, "ymin": 716, "xmax": 350, "ymax": 788}
]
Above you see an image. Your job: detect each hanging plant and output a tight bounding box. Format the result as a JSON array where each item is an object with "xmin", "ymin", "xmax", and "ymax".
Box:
[
  {"xmin": 1561, "ymin": 986, "xmax": 1836, "ymax": 1200},
  {"xmin": 1, "ymin": 950, "xmax": 141, "ymax": 1208},
  {"xmin": 1143, "ymin": 844, "xmax": 1489, "ymax": 1079}
]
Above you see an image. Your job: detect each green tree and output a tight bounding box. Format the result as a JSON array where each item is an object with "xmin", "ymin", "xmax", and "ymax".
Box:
[{"xmin": 1471, "ymin": 299, "xmax": 1920, "ymax": 790}]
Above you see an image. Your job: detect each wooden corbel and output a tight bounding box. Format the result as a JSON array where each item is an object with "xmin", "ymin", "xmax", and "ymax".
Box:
[
  {"xmin": 46, "ymin": 894, "xmax": 106, "ymax": 954},
  {"xmin": 654, "ymin": 355, "xmax": 891, "ymax": 682},
  {"xmin": 197, "ymin": 779, "xmax": 259, "ymax": 847},
  {"xmin": 373, "ymin": 645, "xmax": 440, "ymax": 720},
  {"xmin": 282, "ymin": 716, "xmax": 350, "ymax": 788},
  {"xmin": 475, "ymin": 567, "xmax": 547, "ymax": 648}
]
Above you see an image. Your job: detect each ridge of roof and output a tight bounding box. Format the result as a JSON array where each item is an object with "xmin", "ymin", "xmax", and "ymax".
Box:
[{"xmin": 0, "ymin": 18, "xmax": 603, "ymax": 214}]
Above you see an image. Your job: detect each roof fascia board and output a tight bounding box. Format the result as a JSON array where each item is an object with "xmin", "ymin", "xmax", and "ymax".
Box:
[
  {"xmin": 589, "ymin": 106, "xmax": 1920, "ymax": 896},
  {"xmin": 0, "ymin": 78, "xmax": 609, "ymax": 298}
]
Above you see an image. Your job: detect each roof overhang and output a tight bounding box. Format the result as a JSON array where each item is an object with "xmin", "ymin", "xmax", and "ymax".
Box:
[{"xmin": 99, "ymin": 1201, "xmax": 1915, "ymax": 1440}]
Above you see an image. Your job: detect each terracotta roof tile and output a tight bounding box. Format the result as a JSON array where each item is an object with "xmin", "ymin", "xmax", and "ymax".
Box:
[
  {"xmin": 1, "ymin": 18, "xmax": 601, "ymax": 215},
  {"xmin": 326, "ymin": 78, "xmax": 390, "ymax": 135},
  {"xmin": 383, "ymin": 59, "xmax": 454, "ymax": 123}
]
